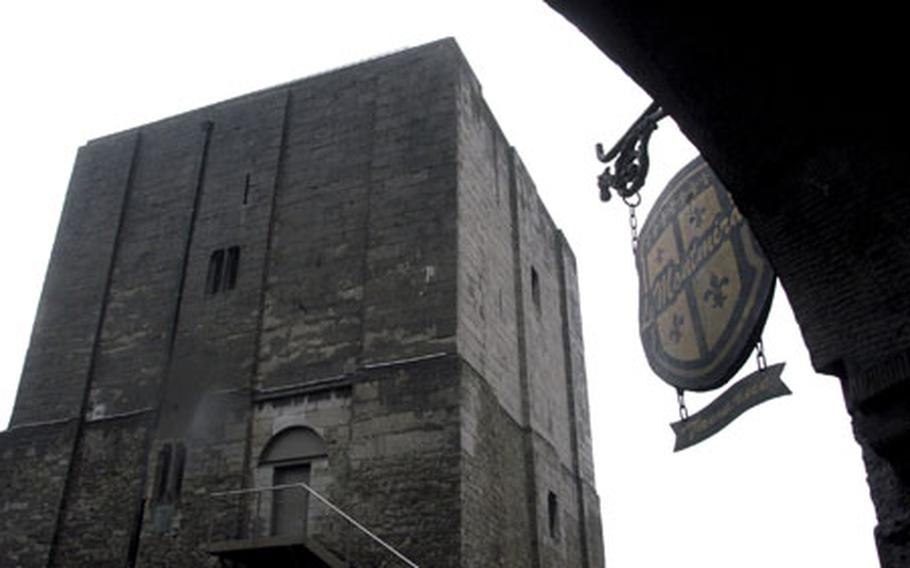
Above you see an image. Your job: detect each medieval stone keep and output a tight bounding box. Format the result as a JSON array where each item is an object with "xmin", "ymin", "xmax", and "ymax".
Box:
[{"xmin": 0, "ymin": 39, "xmax": 604, "ymax": 567}]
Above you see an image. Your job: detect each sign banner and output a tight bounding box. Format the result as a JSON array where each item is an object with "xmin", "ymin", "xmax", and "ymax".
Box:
[{"xmin": 670, "ymin": 363, "xmax": 790, "ymax": 451}]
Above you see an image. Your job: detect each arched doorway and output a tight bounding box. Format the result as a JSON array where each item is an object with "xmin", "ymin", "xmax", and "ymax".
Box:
[{"xmin": 259, "ymin": 426, "xmax": 328, "ymax": 537}]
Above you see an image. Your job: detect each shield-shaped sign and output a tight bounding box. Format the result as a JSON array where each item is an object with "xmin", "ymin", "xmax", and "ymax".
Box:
[{"xmin": 637, "ymin": 157, "xmax": 775, "ymax": 392}]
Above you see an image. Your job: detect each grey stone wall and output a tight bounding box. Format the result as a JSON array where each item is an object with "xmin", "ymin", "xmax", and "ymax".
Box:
[
  {"xmin": 511, "ymin": 155, "xmax": 572, "ymax": 466},
  {"xmin": 0, "ymin": 422, "xmax": 76, "ymax": 568},
  {"xmin": 52, "ymin": 416, "xmax": 150, "ymax": 566},
  {"xmin": 258, "ymin": 42, "xmax": 459, "ymax": 390},
  {"xmin": 1, "ymin": 38, "xmax": 603, "ymax": 567},
  {"xmin": 460, "ymin": 360, "xmax": 535, "ymax": 567},
  {"xmin": 86, "ymin": 120, "xmax": 205, "ymax": 421},
  {"xmin": 11, "ymin": 133, "xmax": 136, "ymax": 426},
  {"xmin": 135, "ymin": 90, "xmax": 287, "ymax": 565},
  {"xmin": 557, "ymin": 233, "xmax": 605, "ymax": 567},
  {"xmin": 454, "ymin": 57, "xmax": 523, "ymax": 423},
  {"xmin": 346, "ymin": 358, "xmax": 463, "ymax": 567},
  {"xmin": 512, "ymin": 152, "xmax": 592, "ymax": 567},
  {"xmin": 453, "ymin": 50, "xmax": 603, "ymax": 567}
]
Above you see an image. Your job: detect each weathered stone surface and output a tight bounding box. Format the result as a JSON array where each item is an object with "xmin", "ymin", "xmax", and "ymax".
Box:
[
  {"xmin": 11, "ymin": 133, "xmax": 137, "ymax": 426},
  {"xmin": 0, "ymin": 39, "xmax": 603, "ymax": 567},
  {"xmin": 0, "ymin": 422, "xmax": 76, "ymax": 568},
  {"xmin": 51, "ymin": 416, "xmax": 150, "ymax": 566}
]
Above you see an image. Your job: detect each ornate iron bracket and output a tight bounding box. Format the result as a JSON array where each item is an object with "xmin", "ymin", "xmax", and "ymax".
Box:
[{"xmin": 596, "ymin": 102, "xmax": 668, "ymax": 203}]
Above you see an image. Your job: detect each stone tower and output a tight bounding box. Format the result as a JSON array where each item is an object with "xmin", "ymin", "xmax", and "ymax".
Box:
[{"xmin": 0, "ymin": 39, "xmax": 603, "ymax": 567}]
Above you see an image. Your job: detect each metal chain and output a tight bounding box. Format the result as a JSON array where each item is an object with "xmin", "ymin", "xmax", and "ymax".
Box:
[
  {"xmin": 756, "ymin": 338, "xmax": 767, "ymax": 372},
  {"xmin": 676, "ymin": 388, "xmax": 689, "ymax": 421},
  {"xmin": 626, "ymin": 193, "xmax": 641, "ymax": 255}
]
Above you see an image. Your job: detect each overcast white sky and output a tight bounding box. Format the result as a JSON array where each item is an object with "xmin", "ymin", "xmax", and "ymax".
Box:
[{"xmin": 0, "ymin": 1, "xmax": 878, "ymax": 566}]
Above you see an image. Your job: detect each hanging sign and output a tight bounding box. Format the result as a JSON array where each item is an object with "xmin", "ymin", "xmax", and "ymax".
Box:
[
  {"xmin": 637, "ymin": 156, "xmax": 775, "ymax": 391},
  {"xmin": 635, "ymin": 156, "xmax": 788, "ymax": 449},
  {"xmin": 670, "ymin": 363, "xmax": 789, "ymax": 451}
]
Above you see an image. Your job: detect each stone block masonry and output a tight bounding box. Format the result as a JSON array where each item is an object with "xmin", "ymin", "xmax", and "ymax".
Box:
[{"xmin": 0, "ymin": 38, "xmax": 603, "ymax": 567}]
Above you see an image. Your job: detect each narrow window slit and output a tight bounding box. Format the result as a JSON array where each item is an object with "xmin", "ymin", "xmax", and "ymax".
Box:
[
  {"xmin": 206, "ymin": 250, "xmax": 225, "ymax": 295},
  {"xmin": 225, "ymin": 246, "xmax": 240, "ymax": 290},
  {"xmin": 171, "ymin": 443, "xmax": 187, "ymax": 499},
  {"xmin": 547, "ymin": 490, "xmax": 560, "ymax": 540},
  {"xmin": 205, "ymin": 246, "xmax": 241, "ymax": 295},
  {"xmin": 154, "ymin": 444, "xmax": 172, "ymax": 502}
]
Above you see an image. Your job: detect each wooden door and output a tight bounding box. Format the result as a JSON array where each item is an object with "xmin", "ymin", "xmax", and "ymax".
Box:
[{"xmin": 272, "ymin": 464, "xmax": 311, "ymax": 537}]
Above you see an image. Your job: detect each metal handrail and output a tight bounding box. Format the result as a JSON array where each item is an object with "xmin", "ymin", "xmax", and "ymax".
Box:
[{"xmin": 210, "ymin": 482, "xmax": 419, "ymax": 568}]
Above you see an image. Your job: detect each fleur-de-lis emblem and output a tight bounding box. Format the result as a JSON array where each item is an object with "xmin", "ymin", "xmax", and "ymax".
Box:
[
  {"xmin": 688, "ymin": 204, "xmax": 707, "ymax": 229},
  {"xmin": 668, "ymin": 313, "xmax": 685, "ymax": 344},
  {"xmin": 703, "ymin": 272, "xmax": 730, "ymax": 309}
]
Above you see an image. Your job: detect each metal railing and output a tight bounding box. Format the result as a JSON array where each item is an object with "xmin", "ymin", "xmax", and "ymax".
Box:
[{"xmin": 208, "ymin": 482, "xmax": 419, "ymax": 567}]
